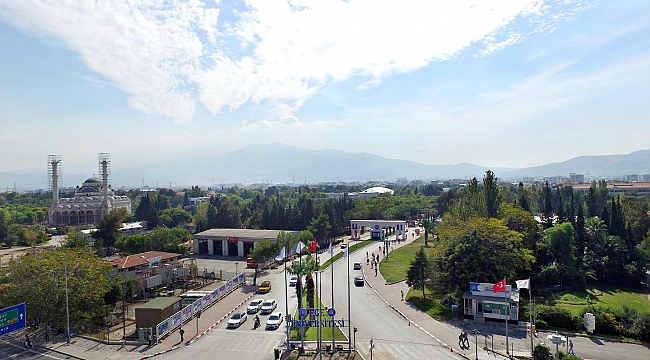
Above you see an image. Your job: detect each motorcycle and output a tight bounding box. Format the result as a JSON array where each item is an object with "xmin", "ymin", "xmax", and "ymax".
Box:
[{"xmin": 253, "ymin": 318, "xmax": 261, "ymax": 330}]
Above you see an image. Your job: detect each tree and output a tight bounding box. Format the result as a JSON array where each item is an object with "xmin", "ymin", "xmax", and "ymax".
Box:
[
  {"xmin": 158, "ymin": 208, "xmax": 192, "ymax": 228},
  {"xmin": 308, "ymin": 214, "xmax": 331, "ymax": 248},
  {"xmin": 0, "ymin": 208, "xmax": 9, "ymax": 243},
  {"xmin": 149, "ymin": 227, "xmax": 191, "ymax": 253},
  {"xmin": 541, "ymin": 181, "xmax": 554, "ymax": 229},
  {"xmin": 437, "ymin": 219, "xmax": 534, "ymax": 295},
  {"xmin": 94, "ymin": 208, "xmax": 129, "ymax": 255},
  {"xmin": 421, "ymin": 218, "xmax": 434, "ymax": 246},
  {"xmin": 249, "ymin": 239, "xmax": 279, "ymax": 285},
  {"xmin": 406, "ymin": 247, "xmax": 430, "ymax": 298},
  {"xmin": 0, "ymin": 248, "xmax": 113, "ymax": 328},
  {"xmin": 545, "ymin": 222, "xmax": 576, "ymax": 266},
  {"xmin": 517, "ymin": 182, "xmax": 530, "ymax": 212},
  {"xmin": 483, "ymin": 170, "xmax": 500, "ymax": 218},
  {"xmin": 61, "ymin": 227, "xmax": 90, "ymax": 249}
]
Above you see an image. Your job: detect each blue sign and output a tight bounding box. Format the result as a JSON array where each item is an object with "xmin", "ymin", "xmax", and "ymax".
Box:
[
  {"xmin": 298, "ymin": 308, "xmax": 307, "ymax": 317},
  {"xmin": 327, "ymin": 308, "xmax": 336, "ymax": 317},
  {"xmin": 0, "ymin": 303, "xmax": 27, "ymax": 337}
]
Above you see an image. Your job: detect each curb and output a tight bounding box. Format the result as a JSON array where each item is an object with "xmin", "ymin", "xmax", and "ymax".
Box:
[{"xmin": 139, "ymin": 292, "xmax": 256, "ymax": 359}]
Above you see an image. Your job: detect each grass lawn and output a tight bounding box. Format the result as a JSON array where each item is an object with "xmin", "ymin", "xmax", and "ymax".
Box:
[
  {"xmin": 406, "ymin": 287, "xmax": 455, "ymax": 321},
  {"xmin": 540, "ymin": 286, "xmax": 650, "ymax": 316},
  {"xmin": 379, "ymin": 236, "xmax": 429, "ymax": 283},
  {"xmin": 289, "ymin": 292, "xmax": 347, "ymax": 341},
  {"xmin": 320, "ymin": 240, "xmax": 374, "ymax": 270}
]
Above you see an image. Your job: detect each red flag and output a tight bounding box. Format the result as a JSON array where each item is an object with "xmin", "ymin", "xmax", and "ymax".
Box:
[
  {"xmin": 308, "ymin": 237, "xmax": 317, "ymax": 252},
  {"xmin": 494, "ymin": 278, "xmax": 506, "ymax": 293}
]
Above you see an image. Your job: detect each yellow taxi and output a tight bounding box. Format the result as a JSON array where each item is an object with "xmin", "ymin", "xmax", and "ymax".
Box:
[{"xmin": 258, "ymin": 280, "xmax": 272, "ymax": 293}]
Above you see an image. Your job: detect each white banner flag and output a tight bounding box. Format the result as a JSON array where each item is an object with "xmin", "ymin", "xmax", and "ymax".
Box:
[
  {"xmin": 343, "ymin": 245, "xmax": 349, "ymax": 258},
  {"xmin": 275, "ymin": 247, "xmax": 286, "ymax": 261},
  {"xmin": 515, "ymin": 279, "xmax": 530, "ymax": 289},
  {"xmin": 295, "ymin": 241, "xmax": 305, "ymax": 254}
]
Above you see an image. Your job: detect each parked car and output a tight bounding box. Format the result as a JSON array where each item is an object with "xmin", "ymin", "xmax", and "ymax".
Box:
[
  {"xmin": 258, "ymin": 280, "xmax": 272, "ymax": 293},
  {"xmin": 354, "ymin": 276, "xmax": 364, "ymax": 287},
  {"xmin": 261, "ymin": 299, "xmax": 277, "ymax": 314},
  {"xmin": 265, "ymin": 312, "xmax": 284, "ymax": 330},
  {"xmin": 353, "ymin": 262, "xmax": 362, "ymax": 270},
  {"xmin": 340, "ymin": 243, "xmax": 348, "ymax": 249},
  {"xmin": 227, "ymin": 311, "xmax": 247, "ymax": 328},
  {"xmin": 247, "ymin": 299, "xmax": 264, "ymax": 314},
  {"xmin": 289, "ymin": 276, "xmax": 298, "ymax": 287}
]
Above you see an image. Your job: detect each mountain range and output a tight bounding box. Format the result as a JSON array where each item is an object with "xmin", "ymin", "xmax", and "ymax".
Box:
[{"xmin": 1, "ymin": 145, "xmax": 649, "ymax": 190}]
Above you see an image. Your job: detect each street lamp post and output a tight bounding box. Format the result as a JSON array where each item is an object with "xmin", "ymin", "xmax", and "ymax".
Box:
[
  {"xmin": 473, "ymin": 329, "xmax": 480, "ymax": 360},
  {"xmin": 353, "ymin": 327, "xmax": 357, "ymax": 351},
  {"xmin": 65, "ymin": 265, "xmax": 70, "ymax": 344},
  {"xmin": 235, "ymin": 262, "xmax": 239, "ymax": 276},
  {"xmin": 369, "ymin": 338, "xmax": 374, "ymax": 360}
]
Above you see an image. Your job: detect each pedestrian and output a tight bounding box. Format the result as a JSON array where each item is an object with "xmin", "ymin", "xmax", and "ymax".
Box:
[
  {"xmin": 568, "ymin": 340, "xmax": 574, "ymax": 355},
  {"xmin": 179, "ymin": 328, "xmax": 185, "ymax": 342},
  {"xmin": 401, "ymin": 289, "xmax": 404, "ymax": 301},
  {"xmin": 366, "ymin": 251, "xmax": 368, "ymax": 258},
  {"xmin": 45, "ymin": 327, "xmax": 50, "ymax": 341},
  {"xmin": 81, "ymin": 324, "xmax": 85, "ymax": 334},
  {"xmin": 148, "ymin": 333, "xmax": 152, "ymax": 347},
  {"xmin": 376, "ymin": 254, "xmax": 379, "ymax": 263},
  {"xmin": 374, "ymin": 267, "xmax": 378, "ymax": 277},
  {"xmin": 24, "ymin": 334, "xmax": 32, "ymax": 348},
  {"xmin": 463, "ymin": 331, "xmax": 469, "ymax": 348}
]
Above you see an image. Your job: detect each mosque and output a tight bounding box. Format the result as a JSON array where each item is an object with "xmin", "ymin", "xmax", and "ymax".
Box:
[{"xmin": 48, "ymin": 154, "xmax": 131, "ymax": 227}]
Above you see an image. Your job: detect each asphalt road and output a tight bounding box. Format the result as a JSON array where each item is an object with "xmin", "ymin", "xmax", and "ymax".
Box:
[
  {"xmin": 156, "ymin": 269, "xmax": 296, "ymax": 360},
  {"xmin": 319, "ymin": 239, "xmax": 458, "ymax": 360}
]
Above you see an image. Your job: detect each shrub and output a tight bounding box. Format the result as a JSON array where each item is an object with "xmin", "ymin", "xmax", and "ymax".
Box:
[
  {"xmin": 533, "ymin": 344, "xmax": 552, "ymax": 360},
  {"xmin": 536, "ymin": 305, "xmax": 581, "ymax": 330},
  {"xmin": 629, "ymin": 312, "xmax": 650, "ymax": 342}
]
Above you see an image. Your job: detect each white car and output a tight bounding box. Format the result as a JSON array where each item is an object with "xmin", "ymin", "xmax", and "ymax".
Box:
[
  {"xmin": 247, "ymin": 299, "xmax": 264, "ymax": 314},
  {"xmin": 260, "ymin": 299, "xmax": 277, "ymax": 314},
  {"xmin": 265, "ymin": 312, "xmax": 284, "ymax": 330},
  {"xmin": 227, "ymin": 311, "xmax": 247, "ymax": 328},
  {"xmin": 289, "ymin": 276, "xmax": 298, "ymax": 287}
]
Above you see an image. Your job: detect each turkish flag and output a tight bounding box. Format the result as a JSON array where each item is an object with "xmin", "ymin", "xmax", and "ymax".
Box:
[
  {"xmin": 308, "ymin": 237, "xmax": 317, "ymax": 252},
  {"xmin": 494, "ymin": 278, "xmax": 506, "ymax": 293}
]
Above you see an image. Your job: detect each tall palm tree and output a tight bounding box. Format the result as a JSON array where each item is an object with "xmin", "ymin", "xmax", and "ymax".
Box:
[
  {"xmin": 421, "ymin": 218, "xmax": 435, "ymax": 246},
  {"xmin": 287, "ymin": 255, "xmax": 319, "ymax": 344}
]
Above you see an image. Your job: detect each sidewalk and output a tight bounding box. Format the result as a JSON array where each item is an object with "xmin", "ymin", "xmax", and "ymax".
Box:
[
  {"xmin": 362, "ymin": 231, "xmax": 516, "ymax": 360},
  {"xmin": 4, "ymin": 283, "xmax": 262, "ymax": 360}
]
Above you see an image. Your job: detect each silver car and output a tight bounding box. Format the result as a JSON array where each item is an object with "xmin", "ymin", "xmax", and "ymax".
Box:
[
  {"xmin": 247, "ymin": 299, "xmax": 264, "ymax": 314},
  {"xmin": 260, "ymin": 299, "xmax": 277, "ymax": 314},
  {"xmin": 265, "ymin": 312, "xmax": 284, "ymax": 330},
  {"xmin": 227, "ymin": 311, "xmax": 247, "ymax": 328}
]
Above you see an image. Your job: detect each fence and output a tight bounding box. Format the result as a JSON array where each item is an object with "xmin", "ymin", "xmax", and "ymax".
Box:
[{"xmin": 154, "ymin": 272, "xmax": 245, "ymax": 342}]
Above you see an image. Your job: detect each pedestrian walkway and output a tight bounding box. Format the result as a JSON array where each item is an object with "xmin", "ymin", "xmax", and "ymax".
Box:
[
  {"xmin": 362, "ymin": 231, "xmax": 517, "ymax": 360},
  {"xmin": 2, "ymin": 283, "xmax": 261, "ymax": 360}
]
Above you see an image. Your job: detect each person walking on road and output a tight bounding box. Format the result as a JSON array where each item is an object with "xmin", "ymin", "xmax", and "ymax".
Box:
[
  {"xmin": 148, "ymin": 333, "xmax": 152, "ymax": 347},
  {"xmin": 568, "ymin": 340, "xmax": 574, "ymax": 355},
  {"xmin": 179, "ymin": 328, "xmax": 185, "ymax": 342},
  {"xmin": 401, "ymin": 289, "xmax": 404, "ymax": 301}
]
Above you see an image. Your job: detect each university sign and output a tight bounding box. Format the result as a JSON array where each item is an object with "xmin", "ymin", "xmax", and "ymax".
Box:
[{"xmin": 288, "ymin": 308, "xmax": 346, "ymax": 328}]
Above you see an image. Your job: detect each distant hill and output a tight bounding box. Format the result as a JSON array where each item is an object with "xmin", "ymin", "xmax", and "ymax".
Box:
[
  {"xmin": 3, "ymin": 146, "xmax": 649, "ymax": 190},
  {"xmin": 202, "ymin": 143, "xmax": 511, "ymax": 184},
  {"xmin": 503, "ymin": 149, "xmax": 650, "ymax": 178}
]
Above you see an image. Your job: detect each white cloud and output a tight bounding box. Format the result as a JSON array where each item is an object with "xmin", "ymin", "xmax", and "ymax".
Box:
[{"xmin": 0, "ymin": 0, "xmax": 578, "ymax": 124}]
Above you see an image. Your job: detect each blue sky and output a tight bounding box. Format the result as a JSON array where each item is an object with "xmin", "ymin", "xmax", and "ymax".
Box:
[{"xmin": 1, "ymin": 0, "xmax": 649, "ymax": 176}]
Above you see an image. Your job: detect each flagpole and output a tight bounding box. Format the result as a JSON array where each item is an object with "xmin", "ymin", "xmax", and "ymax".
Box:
[
  {"xmin": 529, "ymin": 278, "xmax": 533, "ymax": 356},
  {"xmin": 331, "ymin": 239, "xmax": 335, "ymax": 351},
  {"xmin": 505, "ymin": 276, "xmax": 509, "ymax": 355},
  {"xmin": 284, "ymin": 247, "xmax": 289, "ymax": 351},
  {"xmin": 347, "ymin": 243, "xmax": 351, "ymax": 353},
  {"xmin": 318, "ymin": 263, "xmax": 323, "ymax": 360}
]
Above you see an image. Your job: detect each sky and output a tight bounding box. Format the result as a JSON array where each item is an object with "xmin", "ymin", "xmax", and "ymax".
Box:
[{"xmin": 1, "ymin": 0, "xmax": 649, "ymax": 177}]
